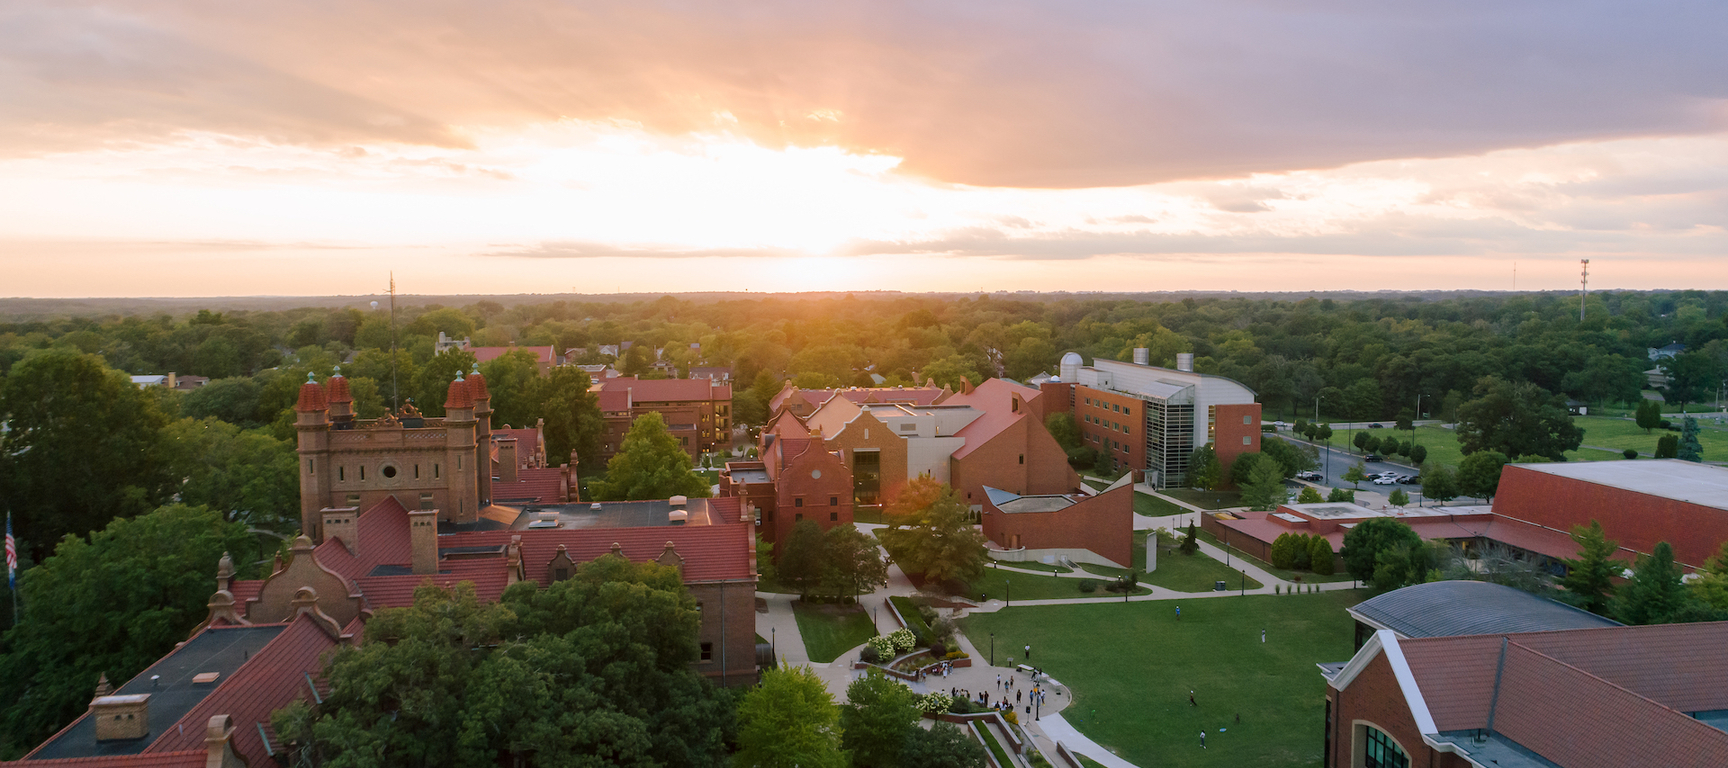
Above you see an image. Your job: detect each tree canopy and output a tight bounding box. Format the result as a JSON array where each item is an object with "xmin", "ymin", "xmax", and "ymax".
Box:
[
  {"xmin": 273, "ymin": 557, "xmax": 733, "ymax": 768},
  {"xmin": 1454, "ymin": 376, "xmax": 1584, "ymax": 461},
  {"xmin": 1560, "ymin": 521, "xmax": 1620, "ymax": 614},
  {"xmin": 734, "ymin": 665, "xmax": 845, "ymax": 768},
  {"xmin": 0, "ymin": 504, "xmax": 259, "ymax": 759},
  {"xmin": 1340, "ymin": 517, "xmax": 1422, "ymax": 583},
  {"xmin": 876, "ymin": 480, "xmax": 988, "ymax": 588},
  {"xmin": 590, "ymin": 412, "xmax": 712, "ymax": 500}
]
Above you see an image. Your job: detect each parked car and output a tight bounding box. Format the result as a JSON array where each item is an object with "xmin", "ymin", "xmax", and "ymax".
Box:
[
  {"xmin": 1373, "ymin": 476, "xmax": 1396, "ymax": 485},
  {"xmin": 1364, "ymin": 454, "xmax": 1383, "ymax": 462},
  {"xmin": 1297, "ymin": 470, "xmax": 1324, "ymax": 481},
  {"xmin": 1397, "ymin": 474, "xmax": 1416, "ymax": 484},
  {"xmin": 1368, "ymin": 423, "xmax": 1385, "ymax": 429}
]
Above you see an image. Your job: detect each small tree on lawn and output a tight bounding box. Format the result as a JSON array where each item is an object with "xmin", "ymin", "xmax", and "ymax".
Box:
[
  {"xmin": 1180, "ymin": 523, "xmax": 1199, "ymax": 555},
  {"xmin": 1655, "ymin": 434, "xmax": 1679, "ymax": 458},
  {"xmin": 841, "ymin": 672, "xmax": 921, "ymax": 768},
  {"xmin": 1297, "ymin": 486, "xmax": 1325, "ymax": 504},
  {"xmin": 821, "ymin": 525, "xmax": 889, "ymax": 601},
  {"xmin": 1679, "ymin": 417, "xmax": 1704, "ymax": 462},
  {"xmin": 1420, "ymin": 461, "xmax": 1458, "ymax": 503},
  {"xmin": 1343, "ymin": 462, "xmax": 1369, "ymax": 489},
  {"xmin": 1353, "ymin": 431, "xmax": 1371, "ymax": 453},
  {"xmin": 1635, "ymin": 399, "xmax": 1663, "ymax": 433},
  {"xmin": 1240, "ymin": 456, "xmax": 1291, "ymax": 511},
  {"xmin": 1327, "ymin": 487, "xmax": 1356, "ymax": 503},
  {"xmin": 1409, "ymin": 444, "xmax": 1428, "ymax": 465},
  {"xmin": 1310, "ymin": 537, "xmax": 1336, "ymax": 575},
  {"xmin": 1456, "ymin": 451, "xmax": 1508, "ymax": 502},
  {"xmin": 1388, "ymin": 489, "xmax": 1411, "ymax": 508},
  {"xmin": 1611, "ymin": 542, "xmax": 1687, "ymax": 625},
  {"xmin": 779, "ymin": 520, "xmax": 827, "ymax": 599},
  {"xmin": 876, "ymin": 482, "xmax": 987, "ymax": 588},
  {"xmin": 1188, "ymin": 443, "xmax": 1223, "ymax": 491},
  {"xmin": 1341, "ymin": 517, "xmax": 1421, "ymax": 582}
]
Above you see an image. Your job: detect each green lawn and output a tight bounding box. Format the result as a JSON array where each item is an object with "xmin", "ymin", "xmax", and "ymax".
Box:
[
  {"xmin": 1570, "ymin": 414, "xmax": 1728, "ymax": 462},
  {"xmin": 992, "ymin": 559, "xmax": 1074, "ymax": 574},
  {"xmin": 1135, "ymin": 491, "xmax": 1187, "ymax": 516},
  {"xmin": 1077, "ymin": 757, "xmax": 1109, "ymax": 768},
  {"xmin": 1194, "ymin": 530, "xmax": 1357, "ymax": 584},
  {"xmin": 964, "ymin": 566, "xmax": 1150, "ymax": 602},
  {"xmin": 889, "ymin": 596, "xmax": 933, "ymax": 638},
  {"xmin": 1160, "ymin": 488, "xmax": 1243, "ymax": 510},
  {"xmin": 963, "ymin": 590, "xmax": 1366, "ymax": 768},
  {"xmin": 1122, "ymin": 533, "xmax": 1264, "ymax": 592},
  {"xmin": 974, "ymin": 722, "xmax": 1013, "ymax": 767},
  {"xmin": 792, "ymin": 602, "xmax": 878, "ymax": 663}
]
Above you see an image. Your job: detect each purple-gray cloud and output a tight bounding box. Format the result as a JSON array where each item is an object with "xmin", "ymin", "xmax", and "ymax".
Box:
[{"xmin": 1, "ymin": 1, "xmax": 1725, "ymax": 187}]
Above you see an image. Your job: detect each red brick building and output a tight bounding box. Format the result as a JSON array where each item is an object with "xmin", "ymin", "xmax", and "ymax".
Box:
[
  {"xmin": 1491, "ymin": 460, "xmax": 1728, "ymax": 569},
  {"xmin": 980, "ymin": 476, "xmax": 1135, "ymax": 568},
  {"xmin": 1324, "ymin": 622, "xmax": 1728, "ymax": 768},
  {"xmin": 595, "ymin": 376, "xmax": 733, "ymax": 462},
  {"xmin": 1044, "ymin": 350, "xmax": 1261, "ymax": 488},
  {"xmin": 718, "ymin": 435, "xmax": 854, "ymax": 547}
]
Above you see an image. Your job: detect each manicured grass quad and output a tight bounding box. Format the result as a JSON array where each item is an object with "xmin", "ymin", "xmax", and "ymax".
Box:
[
  {"xmin": 792, "ymin": 601, "xmax": 878, "ymax": 663},
  {"xmin": 964, "ymin": 590, "xmax": 1366, "ymax": 768},
  {"xmin": 964, "ymin": 567, "xmax": 1152, "ymax": 602},
  {"xmin": 1083, "ymin": 533, "xmax": 1266, "ymax": 593}
]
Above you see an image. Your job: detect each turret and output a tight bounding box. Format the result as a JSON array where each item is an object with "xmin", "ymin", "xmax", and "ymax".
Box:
[
  {"xmin": 294, "ymin": 373, "xmax": 332, "ymax": 541},
  {"xmin": 443, "ymin": 373, "xmax": 478, "ymax": 524},
  {"xmin": 326, "ymin": 366, "xmax": 354, "ymax": 428},
  {"xmin": 468, "ymin": 363, "xmax": 493, "ymax": 506}
]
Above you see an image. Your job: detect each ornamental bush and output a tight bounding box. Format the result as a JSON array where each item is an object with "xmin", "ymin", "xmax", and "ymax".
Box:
[
  {"xmin": 1078, "ymin": 579, "xmax": 1098, "ymax": 593},
  {"xmin": 867, "ymin": 635, "xmax": 897, "ymax": 659},
  {"xmin": 1310, "ymin": 537, "xmax": 1336, "ymax": 575},
  {"xmin": 1269, "ymin": 533, "xmax": 1298, "ymax": 569},
  {"xmin": 889, "ymin": 628, "xmax": 917, "ymax": 654},
  {"xmin": 916, "ymin": 692, "xmax": 953, "ymax": 715},
  {"xmin": 860, "ymin": 644, "xmax": 881, "ymax": 664}
]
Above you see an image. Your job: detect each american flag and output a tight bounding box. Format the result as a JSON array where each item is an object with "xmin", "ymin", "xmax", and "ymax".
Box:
[{"xmin": 5, "ymin": 512, "xmax": 15, "ymax": 591}]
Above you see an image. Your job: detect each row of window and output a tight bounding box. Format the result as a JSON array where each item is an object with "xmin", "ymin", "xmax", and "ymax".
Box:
[
  {"xmin": 1085, "ymin": 413, "xmax": 1130, "ymax": 434},
  {"xmin": 1083, "ymin": 396, "xmax": 1133, "ymax": 417},
  {"xmin": 318, "ymin": 462, "xmax": 441, "ymax": 482}
]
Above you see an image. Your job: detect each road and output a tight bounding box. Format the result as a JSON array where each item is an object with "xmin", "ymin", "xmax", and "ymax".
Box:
[{"xmin": 1270, "ymin": 433, "xmax": 1425, "ymax": 498}]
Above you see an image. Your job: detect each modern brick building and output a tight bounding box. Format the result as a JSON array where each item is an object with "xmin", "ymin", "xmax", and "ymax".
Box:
[
  {"xmin": 725, "ymin": 379, "xmax": 1082, "ymax": 541},
  {"xmin": 1042, "ymin": 350, "xmax": 1261, "ymax": 488},
  {"xmin": 980, "ymin": 474, "xmax": 1136, "ymax": 568},
  {"xmin": 1322, "ymin": 620, "xmax": 1728, "ymax": 768},
  {"xmin": 595, "ymin": 376, "xmax": 733, "ymax": 462},
  {"xmin": 719, "ymin": 436, "xmax": 855, "ymax": 547}
]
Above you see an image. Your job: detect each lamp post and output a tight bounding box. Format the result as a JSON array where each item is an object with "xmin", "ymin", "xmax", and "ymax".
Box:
[{"xmin": 1006, "ymin": 579, "xmax": 1011, "ymax": 607}]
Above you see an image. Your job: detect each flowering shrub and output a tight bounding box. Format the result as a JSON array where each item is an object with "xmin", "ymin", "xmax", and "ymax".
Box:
[
  {"xmin": 916, "ymin": 692, "xmax": 953, "ymax": 714},
  {"xmin": 889, "ymin": 628, "xmax": 916, "ymax": 654},
  {"xmin": 867, "ymin": 635, "xmax": 897, "ymax": 659}
]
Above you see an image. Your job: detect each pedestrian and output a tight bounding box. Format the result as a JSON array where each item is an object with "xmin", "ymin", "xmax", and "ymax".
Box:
[
  {"xmin": 1017, "ymin": 690, "xmax": 1023, "ymax": 704},
  {"xmin": 996, "ymin": 673, "xmax": 1001, "ymax": 689},
  {"xmin": 1235, "ymin": 713, "xmax": 1241, "ymax": 725},
  {"xmin": 1177, "ymin": 605, "xmax": 1181, "ymax": 621},
  {"xmin": 1201, "ymin": 730, "xmax": 1207, "ymax": 749},
  {"xmin": 1262, "ymin": 628, "xmax": 1266, "ymax": 643},
  {"xmin": 1025, "ymin": 643, "xmax": 1031, "ymax": 660},
  {"xmin": 1189, "ymin": 690, "xmax": 1196, "ymax": 707}
]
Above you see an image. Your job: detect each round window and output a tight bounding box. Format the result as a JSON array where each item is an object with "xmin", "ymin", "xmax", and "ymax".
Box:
[
  {"xmin": 381, "ymin": 465, "xmax": 398, "ymax": 479},
  {"xmin": 811, "ymin": 469, "xmax": 822, "ymax": 479}
]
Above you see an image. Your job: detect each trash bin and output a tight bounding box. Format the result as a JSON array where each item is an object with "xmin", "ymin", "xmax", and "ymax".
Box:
[{"xmin": 1214, "ymin": 580, "xmax": 1227, "ymax": 592}]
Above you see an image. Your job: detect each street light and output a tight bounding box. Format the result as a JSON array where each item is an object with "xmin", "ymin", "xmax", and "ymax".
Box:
[{"xmin": 1006, "ymin": 579, "xmax": 1011, "ymax": 607}]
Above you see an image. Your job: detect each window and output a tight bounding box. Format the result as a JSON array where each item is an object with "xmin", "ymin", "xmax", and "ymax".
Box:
[
  {"xmin": 1113, "ymin": 403, "xmax": 1121, "ymax": 413},
  {"xmin": 1018, "ymin": 454, "xmax": 1024, "ymax": 465},
  {"xmin": 359, "ymin": 466, "xmax": 365, "ymax": 481},
  {"xmin": 434, "ymin": 464, "xmax": 441, "ymax": 479},
  {"xmin": 308, "ymin": 461, "xmax": 314, "ymax": 475},
  {"xmin": 1243, "ymin": 415, "xmax": 1252, "ymax": 425},
  {"xmin": 795, "ymin": 513, "xmax": 803, "ymax": 521},
  {"xmin": 1362, "ymin": 726, "xmax": 1409, "ymax": 768},
  {"xmin": 553, "ymin": 567, "xmax": 569, "ymax": 580},
  {"xmin": 830, "ymin": 496, "xmax": 838, "ymax": 506},
  {"xmin": 382, "ymin": 465, "xmax": 397, "ymax": 479},
  {"xmin": 795, "ymin": 498, "xmax": 804, "ymax": 507},
  {"xmin": 414, "ymin": 464, "xmax": 420, "ymax": 479},
  {"xmin": 1124, "ymin": 406, "xmax": 1131, "ymax": 416},
  {"xmin": 700, "ymin": 642, "xmax": 713, "ymax": 661},
  {"xmin": 830, "ymin": 511, "xmax": 839, "ymax": 521},
  {"xmin": 1243, "ymin": 436, "xmax": 1252, "ymax": 445},
  {"xmin": 338, "ymin": 466, "xmax": 345, "ymax": 481}
]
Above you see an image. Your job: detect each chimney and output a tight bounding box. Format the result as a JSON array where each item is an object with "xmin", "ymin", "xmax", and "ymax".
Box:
[
  {"xmin": 409, "ymin": 509, "xmax": 439, "ymax": 575},
  {"xmin": 1133, "ymin": 348, "xmax": 1149, "ymax": 366},
  {"xmin": 92, "ymin": 694, "xmax": 151, "ymax": 742},
  {"xmin": 498, "ymin": 438, "xmax": 519, "ymax": 483},
  {"xmin": 321, "ymin": 508, "xmax": 360, "ymax": 556},
  {"xmin": 1176, "ymin": 353, "xmax": 1194, "ymax": 372}
]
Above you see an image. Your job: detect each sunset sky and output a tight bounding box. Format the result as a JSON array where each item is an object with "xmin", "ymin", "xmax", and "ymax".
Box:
[{"xmin": 2, "ymin": 1, "xmax": 1726, "ymax": 297}]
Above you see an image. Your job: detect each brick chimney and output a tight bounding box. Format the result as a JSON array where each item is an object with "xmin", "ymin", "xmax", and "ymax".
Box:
[
  {"xmin": 497, "ymin": 437, "xmax": 519, "ymax": 484},
  {"xmin": 409, "ymin": 509, "xmax": 439, "ymax": 575},
  {"xmin": 321, "ymin": 507, "xmax": 360, "ymax": 556},
  {"xmin": 92, "ymin": 694, "xmax": 151, "ymax": 741}
]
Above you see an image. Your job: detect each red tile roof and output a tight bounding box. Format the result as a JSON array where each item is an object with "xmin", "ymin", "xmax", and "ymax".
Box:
[
  {"xmin": 947, "ymin": 379, "xmax": 1041, "ymax": 459},
  {"xmin": 293, "ymin": 379, "xmax": 326, "ymax": 412},
  {"xmin": 597, "ymin": 377, "xmax": 729, "ymax": 402},
  {"xmin": 324, "ymin": 374, "xmax": 351, "ymax": 403},
  {"xmin": 597, "ymin": 389, "xmax": 631, "ymax": 413},
  {"xmin": 145, "ymin": 615, "xmax": 340, "ymax": 767},
  {"xmin": 444, "ymin": 377, "xmax": 473, "ymax": 409},
  {"xmin": 492, "ymin": 466, "xmax": 565, "ymax": 503},
  {"xmin": 440, "ymin": 522, "xmax": 754, "ymax": 583},
  {"xmin": 470, "ymin": 346, "xmax": 556, "ymax": 365},
  {"xmin": 466, "ymin": 370, "xmax": 490, "ymax": 400},
  {"xmin": 1399, "ymin": 622, "xmax": 1728, "ymax": 761},
  {"xmin": 353, "ymin": 567, "xmax": 513, "ymax": 609}
]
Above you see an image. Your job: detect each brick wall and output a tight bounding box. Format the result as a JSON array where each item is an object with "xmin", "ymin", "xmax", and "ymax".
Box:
[
  {"xmin": 1493, "ymin": 464, "xmax": 1726, "ymax": 567},
  {"xmin": 950, "ymin": 416, "xmax": 1080, "ymax": 508},
  {"xmin": 772, "ymin": 446, "xmax": 855, "ymax": 547},
  {"xmin": 1213, "ymin": 402, "xmax": 1262, "ymax": 487},
  {"xmin": 688, "ymin": 579, "xmax": 760, "ymax": 686},
  {"xmin": 981, "ymin": 482, "xmax": 1134, "ymax": 567},
  {"xmin": 1074, "ymin": 386, "xmax": 1146, "ymax": 474},
  {"xmin": 1330, "ymin": 651, "xmax": 1431, "ymax": 768}
]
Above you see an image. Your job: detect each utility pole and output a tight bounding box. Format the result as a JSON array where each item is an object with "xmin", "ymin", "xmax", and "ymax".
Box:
[{"xmin": 1580, "ymin": 259, "xmax": 1590, "ymax": 322}]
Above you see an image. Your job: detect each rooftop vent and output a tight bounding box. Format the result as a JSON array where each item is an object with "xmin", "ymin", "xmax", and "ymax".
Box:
[
  {"xmin": 668, "ymin": 509, "xmax": 689, "ymax": 525},
  {"xmin": 192, "ymin": 672, "xmax": 221, "ymax": 685}
]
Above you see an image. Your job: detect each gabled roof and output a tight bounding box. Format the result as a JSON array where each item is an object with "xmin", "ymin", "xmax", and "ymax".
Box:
[
  {"xmin": 437, "ymin": 520, "xmax": 753, "ymax": 583},
  {"xmin": 144, "ymin": 615, "xmax": 341, "ymax": 767},
  {"xmin": 492, "ymin": 466, "xmax": 565, "ymax": 504}
]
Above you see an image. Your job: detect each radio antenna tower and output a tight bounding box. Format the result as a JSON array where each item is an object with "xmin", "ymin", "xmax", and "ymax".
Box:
[
  {"xmin": 389, "ymin": 273, "xmax": 400, "ymax": 412},
  {"xmin": 1579, "ymin": 259, "xmax": 1590, "ymax": 322}
]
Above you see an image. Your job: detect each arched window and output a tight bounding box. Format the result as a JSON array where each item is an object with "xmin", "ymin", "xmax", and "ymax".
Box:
[{"xmin": 1361, "ymin": 725, "xmax": 1409, "ymax": 768}]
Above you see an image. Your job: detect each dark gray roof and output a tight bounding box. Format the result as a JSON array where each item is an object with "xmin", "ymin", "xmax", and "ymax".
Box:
[
  {"xmin": 1349, "ymin": 580, "xmax": 1619, "ymax": 639},
  {"xmin": 30, "ymin": 624, "xmax": 286, "ymax": 760}
]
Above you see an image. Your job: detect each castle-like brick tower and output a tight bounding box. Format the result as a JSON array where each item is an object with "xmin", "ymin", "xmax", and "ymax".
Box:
[{"xmin": 294, "ymin": 367, "xmax": 494, "ymax": 541}]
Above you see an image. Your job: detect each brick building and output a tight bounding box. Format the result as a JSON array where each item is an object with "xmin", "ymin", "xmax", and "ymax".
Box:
[
  {"xmin": 724, "ymin": 379, "xmax": 1081, "ymax": 545},
  {"xmin": 1041, "ymin": 350, "xmax": 1261, "ymax": 488},
  {"xmin": 720, "ymin": 436, "xmax": 855, "ymax": 547},
  {"xmin": 595, "ymin": 376, "xmax": 733, "ymax": 462},
  {"xmin": 1322, "ymin": 621, "xmax": 1728, "ymax": 768},
  {"xmin": 980, "ymin": 474, "xmax": 1136, "ymax": 568}
]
